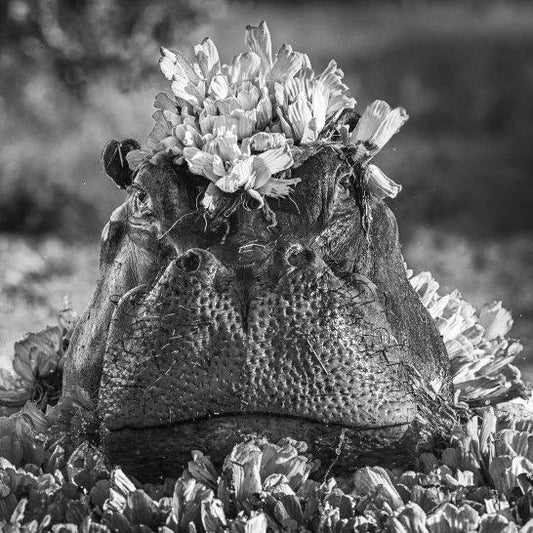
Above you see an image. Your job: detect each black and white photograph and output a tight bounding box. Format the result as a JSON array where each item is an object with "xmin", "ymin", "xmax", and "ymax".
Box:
[{"xmin": 0, "ymin": 0, "xmax": 532, "ymax": 530}]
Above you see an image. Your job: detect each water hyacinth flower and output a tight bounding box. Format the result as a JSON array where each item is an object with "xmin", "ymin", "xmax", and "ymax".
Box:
[
  {"xmin": 366, "ymin": 164, "xmax": 402, "ymax": 200},
  {"xmin": 183, "ymin": 131, "xmax": 300, "ymax": 209},
  {"xmin": 130, "ymin": 20, "xmax": 360, "ymax": 210},
  {"xmin": 342, "ymin": 99, "xmax": 408, "ymax": 200},
  {"xmin": 274, "ymin": 60, "xmax": 356, "ymax": 144},
  {"xmin": 350, "ymin": 100, "xmax": 409, "ymax": 160}
]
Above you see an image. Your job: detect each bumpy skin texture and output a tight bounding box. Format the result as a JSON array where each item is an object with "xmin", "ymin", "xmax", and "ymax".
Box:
[{"xmin": 63, "ymin": 144, "xmax": 451, "ymax": 481}]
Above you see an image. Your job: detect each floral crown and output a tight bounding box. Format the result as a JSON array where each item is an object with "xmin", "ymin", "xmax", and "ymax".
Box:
[{"xmin": 127, "ymin": 21, "xmax": 408, "ymax": 211}]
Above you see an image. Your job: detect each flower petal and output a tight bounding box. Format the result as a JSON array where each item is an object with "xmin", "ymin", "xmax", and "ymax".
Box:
[
  {"xmin": 175, "ymin": 124, "xmax": 201, "ymax": 147},
  {"xmin": 170, "ymin": 79, "xmax": 202, "ymax": 108},
  {"xmin": 212, "ymin": 131, "xmax": 241, "ymax": 161},
  {"xmin": 159, "ymin": 47, "xmax": 200, "ymax": 85},
  {"xmin": 256, "ymin": 90, "xmax": 273, "ymax": 130},
  {"xmin": 351, "ymin": 100, "xmax": 392, "ymax": 144},
  {"xmin": 147, "ymin": 121, "xmax": 171, "ymax": 149},
  {"xmin": 300, "ymin": 118, "xmax": 319, "ymax": 145},
  {"xmin": 269, "ymin": 44, "xmax": 305, "ymax": 82},
  {"xmin": 250, "ymin": 132, "xmax": 287, "ymax": 152},
  {"xmin": 277, "ymin": 109, "xmax": 294, "ymax": 139},
  {"xmin": 366, "ymin": 164, "xmax": 402, "ymax": 199},
  {"xmin": 318, "ymin": 60, "xmax": 347, "ymax": 95},
  {"xmin": 208, "ymin": 74, "xmax": 230, "ymax": 100},
  {"xmin": 159, "ymin": 136, "xmax": 182, "ymax": 155},
  {"xmin": 215, "ymin": 96, "xmax": 240, "ymax": 115},
  {"xmin": 257, "ymin": 177, "xmax": 301, "ymax": 198},
  {"xmin": 273, "ymin": 82, "xmax": 287, "ymax": 108},
  {"xmin": 230, "ymin": 109, "xmax": 257, "ymax": 139},
  {"xmin": 236, "ymin": 84, "xmax": 261, "ymax": 111},
  {"xmin": 212, "ymin": 115, "xmax": 239, "ymax": 137},
  {"xmin": 183, "ymin": 147, "xmax": 224, "ymax": 182},
  {"xmin": 254, "ymin": 145, "xmax": 294, "ymax": 186},
  {"xmin": 371, "ymin": 106, "xmax": 409, "ymax": 149},
  {"xmin": 327, "ymin": 94, "xmax": 357, "ymax": 120},
  {"xmin": 194, "ymin": 37, "xmax": 220, "ymax": 81},
  {"xmin": 227, "ymin": 52, "xmax": 261, "ymax": 84},
  {"xmin": 216, "ymin": 158, "xmax": 255, "ymax": 193},
  {"xmin": 286, "ymin": 94, "xmax": 313, "ymax": 142},
  {"xmin": 245, "ymin": 21, "xmax": 273, "ymax": 73},
  {"xmin": 199, "ymin": 108, "xmax": 216, "ymax": 135},
  {"xmin": 312, "ymin": 81, "xmax": 328, "ymax": 129}
]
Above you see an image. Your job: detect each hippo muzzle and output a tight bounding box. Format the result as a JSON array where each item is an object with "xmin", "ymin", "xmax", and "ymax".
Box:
[{"xmin": 63, "ymin": 144, "xmax": 451, "ymax": 482}]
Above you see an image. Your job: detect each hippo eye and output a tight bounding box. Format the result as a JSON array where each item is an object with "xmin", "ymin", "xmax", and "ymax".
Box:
[
  {"xmin": 130, "ymin": 186, "xmax": 152, "ymax": 217},
  {"xmin": 137, "ymin": 189, "xmax": 148, "ymax": 204}
]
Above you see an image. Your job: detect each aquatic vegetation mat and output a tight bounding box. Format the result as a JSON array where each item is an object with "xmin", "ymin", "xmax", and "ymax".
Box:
[{"xmin": 2, "ymin": 399, "xmax": 533, "ymax": 531}]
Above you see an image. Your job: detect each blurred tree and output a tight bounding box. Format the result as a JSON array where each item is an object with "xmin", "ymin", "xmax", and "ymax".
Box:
[{"xmin": 0, "ymin": 0, "xmax": 225, "ymax": 99}]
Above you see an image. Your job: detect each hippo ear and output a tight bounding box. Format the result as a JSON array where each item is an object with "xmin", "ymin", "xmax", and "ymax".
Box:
[{"xmin": 102, "ymin": 138, "xmax": 141, "ymax": 189}]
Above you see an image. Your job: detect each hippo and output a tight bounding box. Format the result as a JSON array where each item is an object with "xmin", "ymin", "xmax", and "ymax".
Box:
[{"xmin": 61, "ymin": 131, "xmax": 451, "ymax": 482}]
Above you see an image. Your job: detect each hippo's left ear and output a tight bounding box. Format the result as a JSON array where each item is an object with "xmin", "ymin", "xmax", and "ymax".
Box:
[{"xmin": 102, "ymin": 138, "xmax": 141, "ymax": 189}]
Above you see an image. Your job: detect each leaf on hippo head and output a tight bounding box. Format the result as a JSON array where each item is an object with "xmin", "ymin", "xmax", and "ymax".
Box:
[{"xmin": 102, "ymin": 138, "xmax": 141, "ymax": 189}]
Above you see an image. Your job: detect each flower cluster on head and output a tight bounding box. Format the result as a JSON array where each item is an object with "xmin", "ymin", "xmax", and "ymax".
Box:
[{"xmin": 127, "ymin": 21, "xmax": 408, "ymax": 210}]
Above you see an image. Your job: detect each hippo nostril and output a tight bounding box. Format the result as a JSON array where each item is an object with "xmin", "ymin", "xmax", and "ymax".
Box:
[
  {"xmin": 285, "ymin": 245, "xmax": 316, "ymax": 268},
  {"xmin": 174, "ymin": 248, "xmax": 222, "ymax": 280},
  {"xmin": 178, "ymin": 250, "xmax": 201, "ymax": 272}
]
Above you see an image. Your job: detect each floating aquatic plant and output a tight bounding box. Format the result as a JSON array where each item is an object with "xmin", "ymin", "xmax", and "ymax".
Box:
[
  {"xmin": 2, "ymin": 409, "xmax": 533, "ymax": 531},
  {"xmin": 407, "ymin": 269, "xmax": 528, "ymax": 407},
  {"xmin": 0, "ymin": 303, "xmax": 77, "ymax": 416},
  {"xmin": 126, "ymin": 21, "xmax": 408, "ymax": 211}
]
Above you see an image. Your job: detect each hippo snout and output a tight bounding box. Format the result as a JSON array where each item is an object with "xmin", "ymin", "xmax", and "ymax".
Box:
[{"xmin": 98, "ymin": 241, "xmax": 419, "ymax": 480}]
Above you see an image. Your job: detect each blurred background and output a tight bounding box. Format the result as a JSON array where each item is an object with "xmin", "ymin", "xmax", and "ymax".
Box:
[{"xmin": 0, "ymin": 0, "xmax": 532, "ymax": 375}]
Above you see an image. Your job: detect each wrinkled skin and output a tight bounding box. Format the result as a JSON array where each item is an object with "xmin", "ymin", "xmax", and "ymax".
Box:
[{"xmin": 63, "ymin": 142, "xmax": 451, "ymax": 481}]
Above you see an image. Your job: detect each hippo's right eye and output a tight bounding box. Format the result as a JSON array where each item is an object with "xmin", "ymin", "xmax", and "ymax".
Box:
[
  {"xmin": 136, "ymin": 190, "xmax": 148, "ymax": 204},
  {"xmin": 130, "ymin": 186, "xmax": 153, "ymax": 218}
]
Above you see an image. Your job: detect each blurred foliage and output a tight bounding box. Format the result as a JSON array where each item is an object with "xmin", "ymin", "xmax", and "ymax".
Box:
[
  {"xmin": 0, "ymin": 0, "xmax": 224, "ymax": 101},
  {"xmin": 0, "ymin": 0, "xmax": 531, "ymax": 242},
  {"xmin": 0, "ymin": 171, "xmax": 98, "ymax": 241},
  {"xmin": 0, "ymin": 0, "xmax": 226, "ymax": 240}
]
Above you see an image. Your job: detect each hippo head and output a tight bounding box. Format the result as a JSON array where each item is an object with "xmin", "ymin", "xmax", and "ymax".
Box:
[{"xmin": 63, "ymin": 137, "xmax": 451, "ymax": 481}]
